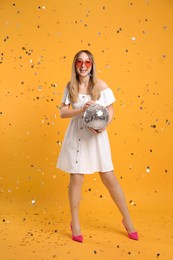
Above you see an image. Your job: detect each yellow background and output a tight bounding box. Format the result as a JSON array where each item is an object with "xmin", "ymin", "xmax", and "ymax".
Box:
[{"xmin": 0, "ymin": 0, "xmax": 173, "ymax": 259}]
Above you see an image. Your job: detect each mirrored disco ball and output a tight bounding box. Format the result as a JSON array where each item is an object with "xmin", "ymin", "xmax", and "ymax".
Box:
[{"xmin": 83, "ymin": 104, "xmax": 109, "ymax": 130}]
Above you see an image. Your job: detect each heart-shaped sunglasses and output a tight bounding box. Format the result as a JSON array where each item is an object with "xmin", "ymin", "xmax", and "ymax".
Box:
[{"xmin": 75, "ymin": 59, "xmax": 93, "ymax": 68}]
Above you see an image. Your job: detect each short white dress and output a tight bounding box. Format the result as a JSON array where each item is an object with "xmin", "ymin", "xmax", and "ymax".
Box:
[{"xmin": 56, "ymin": 87, "xmax": 116, "ymax": 174}]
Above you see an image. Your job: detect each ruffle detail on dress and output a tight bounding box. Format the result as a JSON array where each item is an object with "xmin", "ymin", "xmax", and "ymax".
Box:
[
  {"xmin": 61, "ymin": 87, "xmax": 71, "ymax": 105},
  {"xmin": 97, "ymin": 88, "xmax": 116, "ymax": 107}
]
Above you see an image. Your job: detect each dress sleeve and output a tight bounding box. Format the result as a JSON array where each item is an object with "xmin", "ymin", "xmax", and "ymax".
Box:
[
  {"xmin": 99, "ymin": 88, "xmax": 116, "ymax": 107},
  {"xmin": 61, "ymin": 87, "xmax": 71, "ymax": 105}
]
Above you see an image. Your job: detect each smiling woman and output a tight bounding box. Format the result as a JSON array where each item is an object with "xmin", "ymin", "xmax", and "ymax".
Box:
[
  {"xmin": 56, "ymin": 50, "xmax": 138, "ymax": 243},
  {"xmin": 75, "ymin": 54, "xmax": 92, "ymax": 77},
  {"xmin": 68, "ymin": 50, "xmax": 100, "ymax": 103}
]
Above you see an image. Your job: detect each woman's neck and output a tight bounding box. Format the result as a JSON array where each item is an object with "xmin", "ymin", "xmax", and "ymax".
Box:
[
  {"xmin": 78, "ymin": 75, "xmax": 90, "ymax": 86},
  {"xmin": 78, "ymin": 76, "xmax": 90, "ymax": 93}
]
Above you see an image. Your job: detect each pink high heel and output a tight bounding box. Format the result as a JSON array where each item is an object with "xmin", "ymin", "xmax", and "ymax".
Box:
[
  {"xmin": 70, "ymin": 223, "xmax": 83, "ymax": 243},
  {"xmin": 122, "ymin": 219, "xmax": 139, "ymax": 240}
]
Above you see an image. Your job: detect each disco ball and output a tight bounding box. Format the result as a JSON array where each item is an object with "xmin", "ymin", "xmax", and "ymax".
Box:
[{"xmin": 83, "ymin": 104, "xmax": 109, "ymax": 130}]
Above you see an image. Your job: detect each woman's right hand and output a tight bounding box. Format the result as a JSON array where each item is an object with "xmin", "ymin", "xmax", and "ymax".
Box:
[{"xmin": 83, "ymin": 100, "xmax": 95, "ymax": 111}]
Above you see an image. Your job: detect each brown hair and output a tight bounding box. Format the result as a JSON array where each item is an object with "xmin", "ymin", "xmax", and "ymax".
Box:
[{"xmin": 68, "ymin": 50, "xmax": 100, "ymax": 103}]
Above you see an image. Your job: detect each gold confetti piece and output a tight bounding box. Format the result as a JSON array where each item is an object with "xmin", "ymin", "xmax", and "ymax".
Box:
[
  {"xmin": 51, "ymin": 83, "xmax": 57, "ymax": 87},
  {"xmin": 31, "ymin": 199, "xmax": 36, "ymax": 205},
  {"xmin": 165, "ymin": 119, "xmax": 170, "ymax": 125},
  {"xmin": 146, "ymin": 166, "xmax": 150, "ymax": 173},
  {"xmin": 129, "ymin": 200, "xmax": 136, "ymax": 206}
]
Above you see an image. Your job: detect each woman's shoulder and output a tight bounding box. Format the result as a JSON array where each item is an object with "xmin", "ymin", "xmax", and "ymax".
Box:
[
  {"xmin": 95, "ymin": 79, "xmax": 109, "ymax": 91},
  {"xmin": 65, "ymin": 81, "xmax": 70, "ymax": 89}
]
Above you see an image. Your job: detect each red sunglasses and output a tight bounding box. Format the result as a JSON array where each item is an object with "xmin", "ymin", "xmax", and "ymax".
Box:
[{"xmin": 75, "ymin": 59, "xmax": 93, "ymax": 68}]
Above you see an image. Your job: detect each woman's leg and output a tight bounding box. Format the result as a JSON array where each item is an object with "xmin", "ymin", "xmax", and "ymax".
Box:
[
  {"xmin": 68, "ymin": 173, "xmax": 84, "ymax": 235},
  {"xmin": 99, "ymin": 171, "xmax": 136, "ymax": 233}
]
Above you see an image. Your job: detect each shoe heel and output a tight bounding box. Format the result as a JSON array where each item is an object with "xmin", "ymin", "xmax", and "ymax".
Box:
[
  {"xmin": 122, "ymin": 219, "xmax": 139, "ymax": 241},
  {"xmin": 70, "ymin": 223, "xmax": 83, "ymax": 243}
]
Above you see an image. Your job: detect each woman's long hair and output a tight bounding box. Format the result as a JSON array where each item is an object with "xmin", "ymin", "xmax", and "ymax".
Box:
[{"xmin": 68, "ymin": 50, "xmax": 100, "ymax": 103}]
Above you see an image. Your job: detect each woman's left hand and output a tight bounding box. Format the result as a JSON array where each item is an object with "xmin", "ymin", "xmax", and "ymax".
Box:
[
  {"xmin": 96, "ymin": 128, "xmax": 106, "ymax": 133},
  {"xmin": 88, "ymin": 127, "xmax": 106, "ymax": 134}
]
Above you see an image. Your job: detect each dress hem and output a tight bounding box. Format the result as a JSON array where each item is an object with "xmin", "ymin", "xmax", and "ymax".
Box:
[{"xmin": 56, "ymin": 166, "xmax": 114, "ymax": 174}]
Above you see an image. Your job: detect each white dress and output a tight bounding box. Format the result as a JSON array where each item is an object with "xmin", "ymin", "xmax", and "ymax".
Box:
[{"xmin": 56, "ymin": 87, "xmax": 116, "ymax": 174}]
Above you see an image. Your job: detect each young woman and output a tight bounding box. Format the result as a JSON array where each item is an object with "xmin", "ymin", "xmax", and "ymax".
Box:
[{"xmin": 57, "ymin": 50, "xmax": 138, "ymax": 243}]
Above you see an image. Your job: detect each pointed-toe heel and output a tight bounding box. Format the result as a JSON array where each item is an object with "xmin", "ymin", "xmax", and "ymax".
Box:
[
  {"xmin": 72, "ymin": 234, "xmax": 83, "ymax": 243},
  {"xmin": 70, "ymin": 223, "xmax": 83, "ymax": 243},
  {"xmin": 128, "ymin": 232, "xmax": 138, "ymax": 240},
  {"xmin": 122, "ymin": 219, "xmax": 139, "ymax": 241}
]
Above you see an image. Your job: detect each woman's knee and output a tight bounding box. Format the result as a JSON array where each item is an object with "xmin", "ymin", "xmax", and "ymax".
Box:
[
  {"xmin": 99, "ymin": 171, "xmax": 116, "ymax": 187},
  {"xmin": 70, "ymin": 174, "xmax": 84, "ymax": 187}
]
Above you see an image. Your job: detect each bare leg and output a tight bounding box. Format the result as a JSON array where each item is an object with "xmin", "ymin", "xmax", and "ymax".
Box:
[
  {"xmin": 68, "ymin": 173, "xmax": 84, "ymax": 236},
  {"xmin": 99, "ymin": 171, "xmax": 136, "ymax": 233}
]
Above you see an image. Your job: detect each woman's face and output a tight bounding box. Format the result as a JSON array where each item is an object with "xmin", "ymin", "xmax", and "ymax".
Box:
[{"xmin": 75, "ymin": 52, "xmax": 93, "ymax": 77}]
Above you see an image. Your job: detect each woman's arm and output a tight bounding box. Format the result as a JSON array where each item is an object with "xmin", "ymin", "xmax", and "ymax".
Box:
[
  {"xmin": 60, "ymin": 100, "xmax": 95, "ymax": 118},
  {"xmin": 106, "ymin": 103, "xmax": 114, "ymax": 126},
  {"xmin": 60, "ymin": 103, "xmax": 83, "ymax": 118}
]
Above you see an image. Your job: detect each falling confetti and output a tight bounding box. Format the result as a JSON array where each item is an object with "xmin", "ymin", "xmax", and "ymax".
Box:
[
  {"xmin": 146, "ymin": 166, "xmax": 150, "ymax": 173},
  {"xmin": 31, "ymin": 199, "xmax": 36, "ymax": 205},
  {"xmin": 165, "ymin": 119, "xmax": 170, "ymax": 125},
  {"xmin": 129, "ymin": 200, "xmax": 136, "ymax": 206}
]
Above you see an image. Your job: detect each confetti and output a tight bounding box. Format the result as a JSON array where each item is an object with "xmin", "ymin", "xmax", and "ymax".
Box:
[
  {"xmin": 165, "ymin": 119, "xmax": 170, "ymax": 125},
  {"xmin": 31, "ymin": 199, "xmax": 36, "ymax": 205},
  {"xmin": 129, "ymin": 200, "xmax": 136, "ymax": 206},
  {"xmin": 151, "ymin": 124, "xmax": 156, "ymax": 128},
  {"xmin": 146, "ymin": 166, "xmax": 150, "ymax": 173}
]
